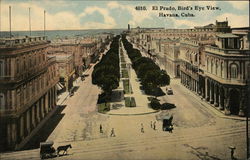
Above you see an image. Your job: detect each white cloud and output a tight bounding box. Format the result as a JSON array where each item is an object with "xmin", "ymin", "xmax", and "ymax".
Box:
[
  {"xmin": 0, "ymin": 1, "xmax": 248, "ymax": 31},
  {"xmin": 1, "ymin": 1, "xmax": 81, "ymax": 31},
  {"xmin": 79, "ymin": 6, "xmax": 116, "ymax": 29},
  {"xmin": 216, "ymin": 13, "xmax": 249, "ymax": 28},
  {"xmin": 106, "ymin": 1, "xmax": 219, "ymax": 28},
  {"xmin": 107, "ymin": 1, "xmax": 158, "ymax": 27},
  {"xmin": 107, "ymin": 1, "xmax": 120, "ymax": 9},
  {"xmin": 173, "ymin": 19, "xmax": 206, "ymax": 29},
  {"xmin": 227, "ymin": 1, "xmax": 248, "ymax": 10}
]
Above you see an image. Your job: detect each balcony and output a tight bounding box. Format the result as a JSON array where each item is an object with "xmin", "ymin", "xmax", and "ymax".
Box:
[
  {"xmin": 0, "ymin": 62, "xmax": 48, "ymax": 83},
  {"xmin": 0, "ymin": 78, "xmax": 59, "ymax": 118},
  {"xmin": 205, "ymin": 46, "xmax": 250, "ymax": 56},
  {"xmin": 180, "ymin": 65, "xmax": 199, "ymax": 80},
  {"xmin": 47, "ymin": 56, "xmax": 56, "ymax": 65},
  {"xmin": 205, "ymin": 71, "xmax": 247, "ymax": 86},
  {"xmin": 0, "ymin": 36, "xmax": 48, "ymax": 49}
]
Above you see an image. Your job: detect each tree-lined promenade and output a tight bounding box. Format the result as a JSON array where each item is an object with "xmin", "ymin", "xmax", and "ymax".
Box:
[
  {"xmin": 92, "ymin": 35, "xmax": 120, "ymax": 102},
  {"xmin": 122, "ymin": 35, "xmax": 170, "ymax": 96},
  {"xmin": 1, "ymin": 33, "xmax": 246, "ymax": 160}
]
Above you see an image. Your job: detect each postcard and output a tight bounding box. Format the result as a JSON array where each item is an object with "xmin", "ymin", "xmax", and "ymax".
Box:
[{"xmin": 0, "ymin": 0, "xmax": 249, "ymax": 160}]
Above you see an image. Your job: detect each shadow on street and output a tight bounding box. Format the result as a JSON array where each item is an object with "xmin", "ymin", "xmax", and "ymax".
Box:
[
  {"xmin": 184, "ymin": 144, "xmax": 222, "ymax": 160},
  {"xmin": 22, "ymin": 105, "xmax": 67, "ymax": 150}
]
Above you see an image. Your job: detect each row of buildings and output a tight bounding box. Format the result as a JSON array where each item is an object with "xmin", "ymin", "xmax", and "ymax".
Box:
[
  {"xmin": 47, "ymin": 34, "xmax": 113, "ymax": 92},
  {"xmin": 0, "ymin": 33, "xmax": 113, "ymax": 151},
  {"xmin": 127, "ymin": 20, "xmax": 250, "ymax": 117}
]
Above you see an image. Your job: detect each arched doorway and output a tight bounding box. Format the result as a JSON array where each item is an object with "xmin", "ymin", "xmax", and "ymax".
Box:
[
  {"xmin": 229, "ymin": 89, "xmax": 240, "ymax": 115},
  {"xmin": 176, "ymin": 65, "xmax": 180, "ymax": 77},
  {"xmin": 219, "ymin": 87, "xmax": 225, "ymax": 110},
  {"xmin": 206, "ymin": 79, "xmax": 210, "ymax": 101},
  {"xmin": 210, "ymin": 81, "xmax": 214, "ymax": 104},
  {"xmin": 214, "ymin": 84, "xmax": 219, "ymax": 107}
]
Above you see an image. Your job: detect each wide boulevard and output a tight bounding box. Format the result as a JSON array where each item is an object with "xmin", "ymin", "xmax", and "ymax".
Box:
[{"xmin": 0, "ymin": 40, "xmax": 247, "ymax": 160}]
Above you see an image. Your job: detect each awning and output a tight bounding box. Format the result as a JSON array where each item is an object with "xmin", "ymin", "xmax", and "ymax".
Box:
[{"xmin": 56, "ymin": 82, "xmax": 65, "ymax": 90}]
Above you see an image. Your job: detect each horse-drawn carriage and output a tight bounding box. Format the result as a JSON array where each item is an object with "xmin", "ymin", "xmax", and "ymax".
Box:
[
  {"xmin": 40, "ymin": 141, "xmax": 56, "ymax": 159},
  {"xmin": 162, "ymin": 115, "xmax": 173, "ymax": 132},
  {"xmin": 40, "ymin": 141, "xmax": 72, "ymax": 159}
]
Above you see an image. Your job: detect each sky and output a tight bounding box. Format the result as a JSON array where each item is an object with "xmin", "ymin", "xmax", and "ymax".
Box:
[{"xmin": 0, "ymin": 0, "xmax": 249, "ymax": 31}]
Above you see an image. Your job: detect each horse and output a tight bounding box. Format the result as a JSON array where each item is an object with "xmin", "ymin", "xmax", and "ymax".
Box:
[{"xmin": 57, "ymin": 144, "xmax": 72, "ymax": 156}]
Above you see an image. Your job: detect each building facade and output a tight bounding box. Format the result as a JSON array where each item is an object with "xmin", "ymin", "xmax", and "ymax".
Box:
[
  {"xmin": 164, "ymin": 40, "xmax": 181, "ymax": 78},
  {"xmin": 180, "ymin": 40, "xmax": 201, "ymax": 94},
  {"xmin": 204, "ymin": 34, "xmax": 250, "ymax": 116},
  {"xmin": 0, "ymin": 36, "xmax": 58, "ymax": 151},
  {"xmin": 47, "ymin": 39, "xmax": 82, "ymax": 77},
  {"xmin": 48, "ymin": 53, "xmax": 74, "ymax": 92},
  {"xmin": 127, "ymin": 20, "xmax": 249, "ymax": 117}
]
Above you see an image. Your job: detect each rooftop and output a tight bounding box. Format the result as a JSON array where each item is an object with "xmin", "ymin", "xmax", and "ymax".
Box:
[
  {"xmin": 0, "ymin": 36, "xmax": 48, "ymax": 48},
  {"xmin": 48, "ymin": 53, "xmax": 72, "ymax": 61},
  {"xmin": 216, "ymin": 33, "xmax": 239, "ymax": 38}
]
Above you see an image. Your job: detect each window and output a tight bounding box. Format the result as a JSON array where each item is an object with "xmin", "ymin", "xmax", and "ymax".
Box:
[
  {"xmin": 34, "ymin": 53, "xmax": 36, "ymax": 65},
  {"xmin": 32, "ymin": 81, "xmax": 35, "ymax": 94},
  {"xmin": 0, "ymin": 93, "xmax": 4, "ymax": 110},
  {"xmin": 211, "ymin": 60, "xmax": 213, "ymax": 74},
  {"xmin": 16, "ymin": 59, "xmax": 20, "ymax": 74},
  {"xmin": 215, "ymin": 61, "xmax": 218, "ymax": 75},
  {"xmin": 248, "ymin": 64, "xmax": 250, "ymax": 79},
  {"xmin": 0, "ymin": 60, "xmax": 4, "ymax": 77},
  {"xmin": 230, "ymin": 64, "xmax": 238, "ymax": 79},
  {"xmin": 207, "ymin": 58, "xmax": 209, "ymax": 72},
  {"xmin": 29, "ymin": 55, "xmax": 32, "ymax": 67},
  {"xmin": 221, "ymin": 62, "xmax": 223, "ymax": 77},
  {"xmin": 23, "ymin": 56, "xmax": 26, "ymax": 70}
]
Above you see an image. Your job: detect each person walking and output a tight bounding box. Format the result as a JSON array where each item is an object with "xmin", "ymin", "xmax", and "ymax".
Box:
[
  {"xmin": 153, "ymin": 121, "xmax": 156, "ymax": 130},
  {"xmin": 141, "ymin": 123, "xmax": 144, "ymax": 133},
  {"xmin": 229, "ymin": 146, "xmax": 236, "ymax": 160},
  {"xmin": 150, "ymin": 121, "xmax": 153, "ymax": 128},
  {"xmin": 100, "ymin": 124, "xmax": 103, "ymax": 133},
  {"xmin": 110, "ymin": 128, "xmax": 115, "ymax": 137}
]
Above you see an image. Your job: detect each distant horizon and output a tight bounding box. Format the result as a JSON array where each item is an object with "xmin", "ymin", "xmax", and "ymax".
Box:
[
  {"xmin": 0, "ymin": 28, "xmax": 126, "ymax": 33},
  {"xmin": 0, "ymin": 1, "xmax": 248, "ymax": 31},
  {"xmin": 1, "ymin": 25, "xmax": 250, "ymax": 33}
]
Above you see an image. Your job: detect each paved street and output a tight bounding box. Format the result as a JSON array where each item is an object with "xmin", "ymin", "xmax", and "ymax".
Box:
[{"xmin": 0, "ymin": 42, "xmax": 247, "ymax": 160}]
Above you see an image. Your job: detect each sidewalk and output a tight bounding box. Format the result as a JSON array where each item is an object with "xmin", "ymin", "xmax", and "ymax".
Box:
[
  {"xmin": 57, "ymin": 91, "xmax": 69, "ymax": 105},
  {"xmin": 128, "ymin": 38, "xmax": 246, "ymax": 121},
  {"xmin": 56, "ymin": 43, "xmax": 109, "ymax": 106},
  {"xmin": 174, "ymin": 78, "xmax": 246, "ymax": 121}
]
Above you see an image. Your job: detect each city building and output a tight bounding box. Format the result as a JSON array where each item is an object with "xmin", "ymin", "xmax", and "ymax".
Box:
[
  {"xmin": 47, "ymin": 34, "xmax": 113, "ymax": 78},
  {"xmin": 48, "ymin": 53, "xmax": 74, "ymax": 92},
  {"xmin": 0, "ymin": 36, "xmax": 59, "ymax": 151},
  {"xmin": 79, "ymin": 38, "xmax": 99, "ymax": 67},
  {"xmin": 127, "ymin": 20, "xmax": 249, "ymax": 117},
  {"xmin": 164, "ymin": 39, "xmax": 181, "ymax": 78},
  {"xmin": 47, "ymin": 38, "xmax": 82, "ymax": 78},
  {"xmin": 203, "ymin": 33, "xmax": 250, "ymax": 116},
  {"xmin": 128, "ymin": 20, "xmax": 231, "ymax": 54},
  {"xmin": 180, "ymin": 39, "xmax": 202, "ymax": 94},
  {"xmin": 232, "ymin": 27, "xmax": 250, "ymax": 50}
]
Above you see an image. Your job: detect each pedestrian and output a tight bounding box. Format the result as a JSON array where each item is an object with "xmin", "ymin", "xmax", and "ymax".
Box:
[
  {"xmin": 100, "ymin": 124, "xmax": 103, "ymax": 133},
  {"xmin": 150, "ymin": 121, "xmax": 153, "ymax": 128},
  {"xmin": 229, "ymin": 146, "xmax": 236, "ymax": 160},
  {"xmin": 153, "ymin": 121, "xmax": 156, "ymax": 130},
  {"xmin": 141, "ymin": 123, "xmax": 144, "ymax": 133},
  {"xmin": 110, "ymin": 128, "xmax": 115, "ymax": 137},
  {"xmin": 169, "ymin": 125, "xmax": 173, "ymax": 133}
]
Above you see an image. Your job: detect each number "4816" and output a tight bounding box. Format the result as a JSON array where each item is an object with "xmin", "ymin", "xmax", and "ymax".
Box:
[{"xmin": 135, "ymin": 6, "xmax": 147, "ymax": 11}]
